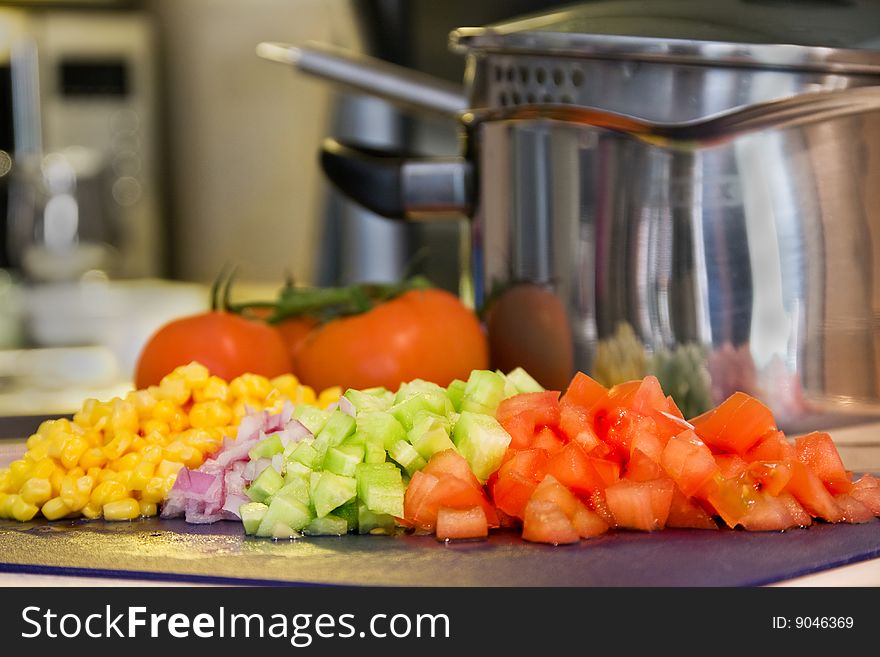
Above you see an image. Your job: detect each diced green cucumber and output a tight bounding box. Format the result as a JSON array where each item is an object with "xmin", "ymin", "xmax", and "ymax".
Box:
[
  {"xmin": 323, "ymin": 444, "xmax": 365, "ymax": 477},
  {"xmin": 239, "ymin": 502, "xmax": 268, "ymax": 535},
  {"xmin": 388, "ymin": 439, "xmax": 427, "ymax": 476},
  {"xmin": 343, "ymin": 388, "xmax": 394, "ymax": 413},
  {"xmin": 291, "ymin": 405, "xmax": 330, "ymax": 435},
  {"xmin": 353, "ymin": 411, "xmax": 406, "ymax": 451},
  {"xmin": 408, "ymin": 411, "xmax": 456, "ymax": 460},
  {"xmin": 246, "ymin": 465, "xmax": 284, "ymax": 503},
  {"xmin": 335, "ymin": 499, "xmax": 360, "ymax": 532},
  {"xmin": 312, "ymin": 410, "xmax": 356, "ymax": 459},
  {"xmin": 459, "ymin": 369, "xmax": 507, "ymax": 415},
  {"xmin": 363, "ymin": 438, "xmax": 387, "ymax": 464},
  {"xmin": 284, "ymin": 460, "xmax": 312, "ymax": 482},
  {"xmin": 505, "ymin": 366, "xmax": 545, "ymax": 394},
  {"xmin": 355, "ymin": 462, "xmax": 405, "ymax": 518},
  {"xmin": 452, "ymin": 411, "xmax": 512, "ymax": 483},
  {"xmin": 303, "ymin": 514, "xmax": 349, "ymax": 536},
  {"xmin": 248, "ymin": 433, "xmax": 285, "ymax": 459},
  {"xmin": 389, "ymin": 391, "xmax": 453, "ymax": 430},
  {"xmin": 394, "ymin": 379, "xmax": 447, "ymax": 402},
  {"xmin": 255, "ymin": 495, "xmax": 313, "ymax": 537},
  {"xmin": 357, "ymin": 502, "xmax": 396, "ymax": 535},
  {"xmin": 274, "ymin": 477, "xmax": 311, "ymax": 506},
  {"xmin": 286, "ymin": 440, "xmax": 321, "ymax": 470},
  {"xmin": 446, "ymin": 378, "xmax": 467, "ymax": 412},
  {"xmin": 311, "ymin": 471, "xmax": 358, "ymax": 518}
]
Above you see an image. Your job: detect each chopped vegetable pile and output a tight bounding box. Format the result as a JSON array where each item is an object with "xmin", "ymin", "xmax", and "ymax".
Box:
[
  {"xmin": 0, "ymin": 362, "xmax": 340, "ymax": 522},
  {"xmin": 3, "ymin": 364, "xmax": 878, "ymax": 547}
]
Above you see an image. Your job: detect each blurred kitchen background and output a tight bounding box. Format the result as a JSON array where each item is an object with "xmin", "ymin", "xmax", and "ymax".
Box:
[{"xmin": 0, "ymin": 0, "xmax": 565, "ymax": 420}]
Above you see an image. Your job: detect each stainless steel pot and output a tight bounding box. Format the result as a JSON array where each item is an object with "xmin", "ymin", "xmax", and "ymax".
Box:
[{"xmin": 259, "ymin": 0, "xmax": 880, "ymax": 431}]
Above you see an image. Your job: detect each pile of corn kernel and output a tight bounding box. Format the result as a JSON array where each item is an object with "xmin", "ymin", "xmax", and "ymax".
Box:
[{"xmin": 0, "ymin": 362, "xmax": 340, "ymax": 523}]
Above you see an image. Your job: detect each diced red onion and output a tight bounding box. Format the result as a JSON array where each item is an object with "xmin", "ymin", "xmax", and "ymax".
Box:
[{"xmin": 337, "ymin": 396, "xmax": 356, "ymax": 417}]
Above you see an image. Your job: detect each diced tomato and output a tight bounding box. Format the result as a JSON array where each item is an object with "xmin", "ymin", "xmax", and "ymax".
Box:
[
  {"xmin": 604, "ymin": 478, "xmax": 675, "ymax": 531},
  {"xmin": 422, "ymin": 449, "xmax": 481, "ymax": 489},
  {"xmin": 496, "ymin": 390, "xmax": 561, "ymax": 427},
  {"xmin": 559, "ymin": 371, "xmax": 608, "ymax": 410},
  {"xmin": 530, "ymin": 426, "xmax": 567, "ymax": 453},
  {"xmin": 701, "ymin": 473, "xmax": 758, "ymax": 529},
  {"xmin": 691, "ymin": 391, "xmax": 776, "ymax": 455},
  {"xmin": 833, "ymin": 494, "xmax": 875, "ymax": 524},
  {"xmin": 747, "ymin": 461, "xmax": 792, "ymax": 496},
  {"xmin": 666, "ymin": 487, "xmax": 718, "ymax": 530},
  {"xmin": 628, "ymin": 375, "xmax": 670, "ymax": 417},
  {"xmin": 522, "ymin": 500, "xmax": 580, "ymax": 545},
  {"xmin": 492, "ymin": 449, "xmax": 549, "ymax": 519},
  {"xmin": 660, "ymin": 430, "xmax": 720, "ymax": 497},
  {"xmin": 625, "ymin": 448, "xmax": 664, "ymax": 481},
  {"xmin": 715, "ymin": 454, "xmax": 750, "ymax": 479},
  {"xmin": 436, "ymin": 506, "xmax": 489, "ymax": 540},
  {"xmin": 744, "ymin": 430, "xmax": 797, "ymax": 462},
  {"xmin": 529, "ymin": 475, "xmax": 609, "ymax": 539},
  {"xmin": 851, "ymin": 474, "xmax": 880, "ymax": 515},
  {"xmin": 544, "ymin": 441, "xmax": 607, "ymax": 496},
  {"xmin": 493, "ymin": 471, "xmax": 539, "ymax": 520},
  {"xmin": 738, "ymin": 491, "xmax": 811, "ymax": 531},
  {"xmin": 603, "ymin": 408, "xmax": 659, "ymax": 463},
  {"xmin": 794, "ymin": 432, "xmax": 853, "ymax": 495},
  {"xmin": 404, "ymin": 471, "xmax": 440, "ymax": 529},
  {"xmin": 497, "ymin": 391, "xmax": 561, "ymax": 449},
  {"xmin": 784, "ymin": 460, "xmax": 845, "ymax": 522},
  {"xmin": 559, "ymin": 404, "xmax": 598, "ymax": 451},
  {"xmin": 629, "ymin": 425, "xmax": 666, "ymax": 463},
  {"xmin": 589, "ymin": 457, "xmax": 621, "ymax": 487},
  {"xmin": 588, "ymin": 489, "xmax": 617, "ymax": 527}
]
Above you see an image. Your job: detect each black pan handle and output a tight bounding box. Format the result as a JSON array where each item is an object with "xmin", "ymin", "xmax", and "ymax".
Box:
[{"xmin": 320, "ymin": 138, "xmax": 472, "ymax": 221}]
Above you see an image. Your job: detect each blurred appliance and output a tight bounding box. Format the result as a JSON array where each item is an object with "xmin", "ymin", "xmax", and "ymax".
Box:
[{"xmin": 0, "ymin": 7, "xmax": 163, "ymax": 282}]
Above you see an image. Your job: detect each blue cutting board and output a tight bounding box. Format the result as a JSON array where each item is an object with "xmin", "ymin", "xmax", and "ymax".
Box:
[{"xmin": 1, "ymin": 517, "xmax": 878, "ymax": 586}]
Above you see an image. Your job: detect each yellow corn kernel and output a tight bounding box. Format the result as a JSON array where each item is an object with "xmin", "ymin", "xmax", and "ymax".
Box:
[
  {"xmin": 176, "ymin": 361, "xmax": 210, "ymax": 388},
  {"xmin": 0, "ymin": 492, "xmax": 12, "ymax": 518},
  {"xmin": 0, "ymin": 468, "xmax": 11, "ymax": 493},
  {"xmin": 11, "ymin": 496, "xmax": 39, "ymax": 521},
  {"xmin": 152, "ymin": 400, "xmax": 189, "ymax": 433},
  {"xmin": 230, "ymin": 373, "xmax": 272, "ymax": 401},
  {"xmin": 60, "ymin": 436, "xmax": 89, "ymax": 470},
  {"xmin": 19, "ymin": 478, "xmax": 52, "ymax": 506},
  {"xmin": 103, "ymin": 430, "xmax": 135, "ymax": 461},
  {"xmin": 129, "ymin": 461, "xmax": 155, "ymax": 491},
  {"xmin": 30, "ymin": 458, "xmax": 58, "ymax": 480},
  {"xmin": 139, "ymin": 444, "xmax": 164, "ymax": 465},
  {"xmin": 193, "ymin": 376, "xmax": 230, "ymax": 403},
  {"xmin": 97, "ymin": 468, "xmax": 120, "ymax": 484},
  {"xmin": 25, "ymin": 431, "xmax": 47, "ymax": 451},
  {"xmin": 141, "ymin": 476, "xmax": 167, "ymax": 503},
  {"xmin": 232, "ymin": 398, "xmax": 263, "ymax": 421},
  {"xmin": 86, "ymin": 466, "xmax": 103, "ymax": 481},
  {"xmin": 156, "ymin": 459, "xmax": 183, "ymax": 479},
  {"xmin": 111, "ymin": 452, "xmax": 141, "ymax": 472},
  {"xmin": 81, "ymin": 501, "xmax": 103, "ymax": 519},
  {"xmin": 23, "ymin": 443, "xmax": 49, "ymax": 464},
  {"xmin": 139, "ymin": 501, "xmax": 158, "ymax": 517},
  {"xmin": 103, "ymin": 497, "xmax": 141, "ymax": 521},
  {"xmin": 41, "ymin": 497, "xmax": 71, "ymax": 521},
  {"xmin": 126, "ymin": 388, "xmax": 158, "ymax": 418},
  {"xmin": 270, "ymin": 373, "xmax": 300, "ymax": 395},
  {"xmin": 91, "ymin": 479, "xmax": 128, "ymax": 507},
  {"xmin": 163, "ymin": 441, "xmax": 203, "ymax": 468},
  {"xmin": 79, "ymin": 447, "xmax": 108, "ymax": 470},
  {"xmin": 60, "ymin": 475, "xmax": 94, "ymax": 511},
  {"xmin": 296, "ymin": 385, "xmax": 318, "ymax": 406},
  {"xmin": 73, "ymin": 398, "xmax": 107, "ymax": 427},
  {"xmin": 67, "ymin": 466, "xmax": 85, "ymax": 480},
  {"xmin": 8, "ymin": 460, "xmax": 33, "ymax": 490},
  {"xmin": 189, "ymin": 400, "xmax": 233, "ymax": 429},
  {"xmin": 49, "ymin": 469, "xmax": 64, "ymax": 497},
  {"xmin": 110, "ymin": 399, "xmax": 139, "ymax": 435},
  {"xmin": 157, "ymin": 376, "xmax": 190, "ymax": 406},
  {"xmin": 317, "ymin": 386, "xmax": 342, "ymax": 408},
  {"xmin": 181, "ymin": 428, "xmax": 221, "ymax": 453},
  {"xmin": 143, "ymin": 423, "xmax": 171, "ymax": 442}
]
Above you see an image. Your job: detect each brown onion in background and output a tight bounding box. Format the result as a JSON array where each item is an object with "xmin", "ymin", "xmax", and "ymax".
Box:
[{"xmin": 484, "ymin": 283, "xmax": 575, "ymax": 391}]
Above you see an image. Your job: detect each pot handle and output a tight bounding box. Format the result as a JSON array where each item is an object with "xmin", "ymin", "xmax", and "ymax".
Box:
[{"xmin": 320, "ymin": 138, "xmax": 473, "ymax": 220}]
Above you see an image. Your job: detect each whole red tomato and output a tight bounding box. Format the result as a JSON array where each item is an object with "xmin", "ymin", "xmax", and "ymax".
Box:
[
  {"xmin": 134, "ymin": 310, "xmax": 291, "ymax": 389},
  {"xmin": 293, "ymin": 288, "xmax": 488, "ymax": 392}
]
